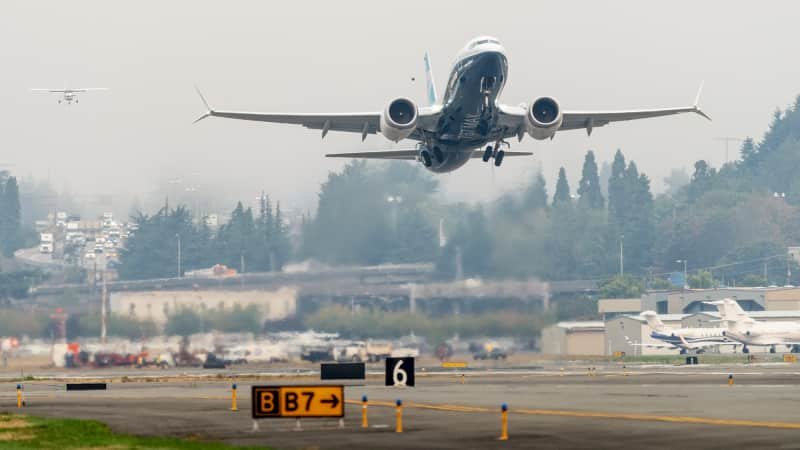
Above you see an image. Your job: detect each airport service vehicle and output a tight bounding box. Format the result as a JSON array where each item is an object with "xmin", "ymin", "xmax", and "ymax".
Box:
[
  {"xmin": 366, "ymin": 341, "xmax": 393, "ymax": 362},
  {"xmin": 473, "ymin": 348, "xmax": 508, "ymax": 360},
  {"xmin": 301, "ymin": 344, "xmax": 335, "ymax": 362},
  {"xmin": 708, "ymin": 299, "xmax": 800, "ymax": 353},
  {"xmin": 195, "ymin": 36, "xmax": 709, "ymax": 173},
  {"xmin": 30, "ymin": 87, "xmax": 107, "ymax": 104},
  {"xmin": 39, "ymin": 233, "xmax": 54, "ymax": 254},
  {"xmin": 337, "ymin": 342, "xmax": 368, "ymax": 362},
  {"xmin": 84, "ymin": 252, "xmax": 96, "ymax": 260},
  {"xmin": 631, "ymin": 311, "xmax": 733, "ymax": 354}
]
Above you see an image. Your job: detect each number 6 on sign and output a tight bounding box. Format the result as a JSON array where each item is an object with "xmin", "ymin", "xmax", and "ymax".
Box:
[{"xmin": 385, "ymin": 357, "xmax": 415, "ymax": 387}]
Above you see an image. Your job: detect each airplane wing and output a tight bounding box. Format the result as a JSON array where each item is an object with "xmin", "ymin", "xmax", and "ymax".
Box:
[
  {"xmin": 497, "ymin": 84, "xmax": 710, "ymax": 138},
  {"xmin": 325, "ymin": 149, "xmax": 532, "ymax": 160},
  {"xmin": 193, "ymin": 87, "xmax": 438, "ymax": 141}
]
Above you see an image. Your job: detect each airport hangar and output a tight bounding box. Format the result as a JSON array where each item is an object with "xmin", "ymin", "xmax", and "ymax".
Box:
[{"xmin": 541, "ymin": 286, "xmax": 800, "ymax": 356}]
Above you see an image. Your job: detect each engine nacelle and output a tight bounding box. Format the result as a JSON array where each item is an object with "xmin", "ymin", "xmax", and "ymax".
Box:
[
  {"xmin": 526, "ymin": 97, "xmax": 563, "ymax": 140},
  {"xmin": 380, "ymin": 97, "xmax": 418, "ymax": 142}
]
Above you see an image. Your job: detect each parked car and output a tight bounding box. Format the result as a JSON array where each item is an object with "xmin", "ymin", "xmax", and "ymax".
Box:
[{"xmin": 473, "ymin": 348, "xmax": 508, "ymax": 360}]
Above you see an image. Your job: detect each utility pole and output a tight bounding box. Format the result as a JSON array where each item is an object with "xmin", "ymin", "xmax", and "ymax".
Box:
[
  {"xmin": 715, "ymin": 137, "xmax": 743, "ymax": 164},
  {"xmin": 619, "ymin": 234, "xmax": 624, "ymax": 277},
  {"xmin": 176, "ymin": 234, "xmax": 182, "ymax": 278},
  {"xmin": 101, "ymin": 271, "xmax": 107, "ymax": 346}
]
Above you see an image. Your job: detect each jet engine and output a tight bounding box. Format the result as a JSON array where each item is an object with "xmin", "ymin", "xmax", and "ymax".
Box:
[
  {"xmin": 526, "ymin": 97, "xmax": 563, "ymax": 140},
  {"xmin": 380, "ymin": 97, "xmax": 418, "ymax": 142}
]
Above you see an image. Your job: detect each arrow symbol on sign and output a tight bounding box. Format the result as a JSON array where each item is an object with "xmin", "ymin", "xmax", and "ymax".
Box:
[{"xmin": 320, "ymin": 394, "xmax": 340, "ymax": 409}]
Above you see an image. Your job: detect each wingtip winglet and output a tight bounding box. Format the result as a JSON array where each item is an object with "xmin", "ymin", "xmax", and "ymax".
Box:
[
  {"xmin": 692, "ymin": 81, "xmax": 711, "ymax": 121},
  {"xmin": 193, "ymin": 85, "xmax": 214, "ymax": 124}
]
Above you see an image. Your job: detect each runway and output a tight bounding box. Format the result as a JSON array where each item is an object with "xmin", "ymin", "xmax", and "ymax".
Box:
[{"xmin": 3, "ymin": 364, "xmax": 800, "ymax": 449}]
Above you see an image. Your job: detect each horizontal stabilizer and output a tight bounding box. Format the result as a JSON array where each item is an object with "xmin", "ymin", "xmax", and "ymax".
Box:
[{"xmin": 326, "ymin": 150, "xmax": 418, "ymax": 160}]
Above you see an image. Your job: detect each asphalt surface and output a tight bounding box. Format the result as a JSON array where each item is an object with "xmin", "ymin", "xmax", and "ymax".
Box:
[{"xmin": 4, "ymin": 364, "xmax": 800, "ymax": 449}]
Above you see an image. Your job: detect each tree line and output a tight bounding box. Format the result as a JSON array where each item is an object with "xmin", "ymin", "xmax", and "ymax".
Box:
[
  {"xmin": 119, "ymin": 196, "xmax": 291, "ymax": 280},
  {"xmin": 0, "ymin": 173, "xmax": 23, "ymax": 257}
]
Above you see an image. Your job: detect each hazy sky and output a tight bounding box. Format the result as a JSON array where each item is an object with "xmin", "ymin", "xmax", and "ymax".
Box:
[{"xmin": 2, "ymin": 1, "xmax": 798, "ymax": 217}]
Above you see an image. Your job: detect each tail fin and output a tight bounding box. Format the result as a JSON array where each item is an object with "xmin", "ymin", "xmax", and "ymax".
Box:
[
  {"xmin": 423, "ymin": 51, "xmax": 438, "ymax": 106},
  {"xmin": 706, "ymin": 299, "xmax": 755, "ymax": 325},
  {"xmin": 639, "ymin": 311, "xmax": 666, "ymax": 332}
]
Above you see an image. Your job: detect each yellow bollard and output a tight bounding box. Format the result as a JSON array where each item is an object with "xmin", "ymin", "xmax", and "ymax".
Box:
[
  {"xmin": 728, "ymin": 374, "xmax": 734, "ymax": 386},
  {"xmin": 395, "ymin": 399, "xmax": 403, "ymax": 433},
  {"xmin": 230, "ymin": 384, "xmax": 238, "ymax": 411},
  {"xmin": 499, "ymin": 403, "xmax": 508, "ymax": 440},
  {"xmin": 16, "ymin": 384, "xmax": 22, "ymax": 409},
  {"xmin": 361, "ymin": 395, "xmax": 368, "ymax": 428}
]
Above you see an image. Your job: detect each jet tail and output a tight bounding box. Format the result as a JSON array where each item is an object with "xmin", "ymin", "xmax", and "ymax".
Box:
[
  {"xmin": 705, "ymin": 299, "xmax": 756, "ymax": 325},
  {"xmin": 639, "ymin": 311, "xmax": 667, "ymax": 332},
  {"xmin": 423, "ymin": 51, "xmax": 438, "ymax": 106}
]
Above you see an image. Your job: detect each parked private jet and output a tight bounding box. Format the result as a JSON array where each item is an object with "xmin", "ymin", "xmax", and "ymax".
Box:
[
  {"xmin": 707, "ymin": 299, "xmax": 800, "ymax": 354},
  {"xmin": 194, "ymin": 36, "xmax": 709, "ymax": 173},
  {"xmin": 627, "ymin": 311, "xmax": 733, "ymax": 354}
]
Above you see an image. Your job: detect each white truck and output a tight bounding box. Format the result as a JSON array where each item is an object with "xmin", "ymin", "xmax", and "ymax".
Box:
[
  {"xmin": 39, "ymin": 233, "xmax": 54, "ymax": 254},
  {"xmin": 337, "ymin": 340, "xmax": 394, "ymax": 362}
]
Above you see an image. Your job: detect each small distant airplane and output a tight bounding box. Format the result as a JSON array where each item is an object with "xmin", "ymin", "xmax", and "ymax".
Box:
[
  {"xmin": 627, "ymin": 311, "xmax": 734, "ymax": 354},
  {"xmin": 31, "ymin": 87, "xmax": 108, "ymax": 104}
]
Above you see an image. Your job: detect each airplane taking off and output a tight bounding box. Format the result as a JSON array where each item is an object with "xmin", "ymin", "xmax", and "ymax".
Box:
[
  {"xmin": 31, "ymin": 88, "xmax": 108, "ymax": 104},
  {"xmin": 628, "ymin": 311, "xmax": 732, "ymax": 354},
  {"xmin": 707, "ymin": 299, "xmax": 800, "ymax": 354},
  {"xmin": 195, "ymin": 36, "xmax": 710, "ymax": 174}
]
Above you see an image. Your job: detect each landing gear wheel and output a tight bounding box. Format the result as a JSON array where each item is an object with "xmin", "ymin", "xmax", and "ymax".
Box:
[
  {"xmin": 420, "ymin": 150, "xmax": 432, "ymax": 167},
  {"xmin": 482, "ymin": 146, "xmax": 493, "ymax": 162},
  {"xmin": 494, "ymin": 150, "xmax": 505, "ymax": 167},
  {"xmin": 432, "ymin": 146, "xmax": 444, "ymax": 163},
  {"xmin": 743, "ymin": 346, "xmax": 750, "ymax": 354},
  {"xmin": 770, "ymin": 346, "xmax": 776, "ymax": 354}
]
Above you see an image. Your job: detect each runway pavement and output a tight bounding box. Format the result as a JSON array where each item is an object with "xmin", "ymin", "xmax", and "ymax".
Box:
[{"xmin": 3, "ymin": 364, "xmax": 800, "ymax": 449}]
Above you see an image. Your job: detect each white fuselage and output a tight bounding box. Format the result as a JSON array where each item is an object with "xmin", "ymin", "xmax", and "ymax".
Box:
[{"xmin": 726, "ymin": 321, "xmax": 800, "ymax": 347}]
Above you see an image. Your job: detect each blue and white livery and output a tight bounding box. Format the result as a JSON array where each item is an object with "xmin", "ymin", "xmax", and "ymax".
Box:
[{"xmin": 195, "ymin": 36, "xmax": 709, "ymax": 174}]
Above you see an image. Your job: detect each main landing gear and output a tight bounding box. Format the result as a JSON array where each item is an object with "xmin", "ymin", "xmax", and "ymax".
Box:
[{"xmin": 482, "ymin": 140, "xmax": 509, "ymax": 167}]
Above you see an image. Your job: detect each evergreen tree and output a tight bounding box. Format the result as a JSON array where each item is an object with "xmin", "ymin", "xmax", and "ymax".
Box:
[
  {"xmin": 577, "ymin": 150, "xmax": 604, "ymax": 209},
  {"xmin": 521, "ymin": 171, "xmax": 548, "ymax": 210},
  {"xmin": 739, "ymin": 137, "xmax": 756, "ymax": 165},
  {"xmin": 608, "ymin": 150, "xmax": 627, "ymax": 228},
  {"xmin": 271, "ymin": 201, "xmax": 292, "ymax": 270},
  {"xmin": 552, "ymin": 167, "xmax": 571, "ymax": 206},
  {"xmin": 687, "ymin": 160, "xmax": 715, "ymax": 202},
  {"xmin": 0, "ymin": 177, "xmax": 22, "ymax": 256}
]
